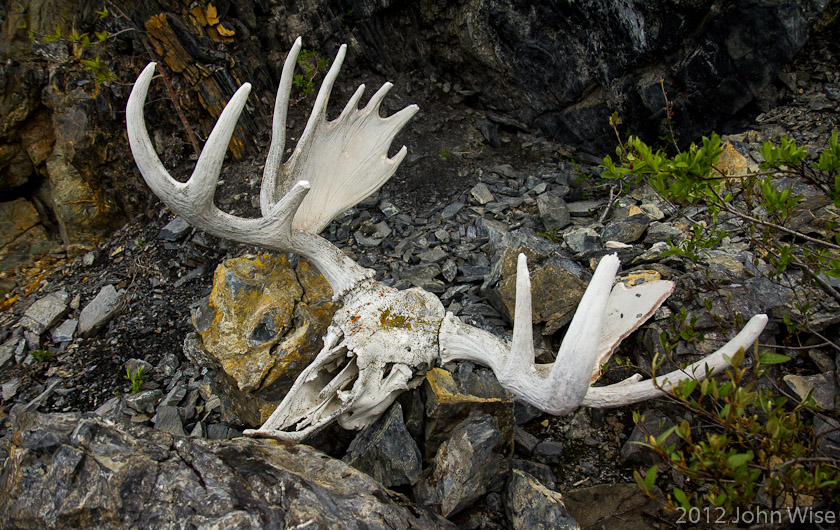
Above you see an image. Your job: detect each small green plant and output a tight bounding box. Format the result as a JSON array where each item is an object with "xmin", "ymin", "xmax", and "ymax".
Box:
[
  {"xmin": 601, "ymin": 121, "xmax": 840, "ymax": 303},
  {"xmin": 537, "ymin": 227, "xmax": 563, "ymax": 242},
  {"xmin": 440, "ymin": 148, "xmax": 451, "ymax": 159},
  {"xmin": 80, "ymin": 54, "xmax": 119, "ymax": 86},
  {"xmin": 22, "ymin": 8, "xmax": 119, "ymax": 88},
  {"xmin": 293, "ymin": 49, "xmax": 330, "ymax": 99},
  {"xmin": 125, "ymin": 366, "xmax": 148, "ymax": 394},
  {"xmin": 634, "ymin": 347, "xmax": 840, "ymax": 520},
  {"xmin": 30, "ymin": 349, "xmax": 56, "ymax": 363}
]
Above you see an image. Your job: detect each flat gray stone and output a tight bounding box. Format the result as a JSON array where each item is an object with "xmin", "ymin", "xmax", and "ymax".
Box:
[
  {"xmin": 418, "ymin": 247, "xmax": 448, "ymax": 263},
  {"xmin": 784, "ymin": 373, "xmax": 840, "ymax": 411},
  {"xmin": 537, "ymin": 193, "xmax": 571, "ymax": 230},
  {"xmin": 470, "ymin": 183, "xmax": 495, "ymax": 205},
  {"xmin": 158, "ymin": 216, "xmax": 191, "ymax": 241},
  {"xmin": 20, "ymin": 290, "xmax": 69, "ymax": 335},
  {"xmin": 50, "ymin": 319, "xmax": 77, "ymax": 342},
  {"xmin": 78, "ymin": 285, "xmax": 125, "ymax": 337},
  {"xmin": 602, "ymin": 214, "xmax": 650, "ymax": 243},
  {"xmin": 125, "ymin": 389, "xmax": 163, "ymax": 414},
  {"xmin": 414, "ymin": 411, "xmax": 508, "ymax": 517},
  {"xmin": 563, "ymin": 227, "xmax": 602, "ymax": 254}
]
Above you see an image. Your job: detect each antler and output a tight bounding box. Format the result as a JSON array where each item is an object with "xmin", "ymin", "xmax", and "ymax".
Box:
[
  {"xmin": 126, "ymin": 38, "xmax": 418, "ymax": 297},
  {"xmin": 439, "ymin": 253, "xmax": 768, "ymax": 415}
]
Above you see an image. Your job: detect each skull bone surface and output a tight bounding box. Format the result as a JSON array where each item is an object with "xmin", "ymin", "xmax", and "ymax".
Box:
[{"xmin": 244, "ymin": 280, "xmax": 445, "ymax": 441}]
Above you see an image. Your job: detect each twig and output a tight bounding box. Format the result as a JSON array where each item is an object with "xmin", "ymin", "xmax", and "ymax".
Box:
[
  {"xmin": 106, "ymin": 1, "xmax": 202, "ymax": 157},
  {"xmin": 598, "ymin": 184, "xmax": 618, "ymax": 223},
  {"xmin": 709, "ymin": 187, "xmax": 840, "ymax": 250},
  {"xmin": 758, "ymin": 341, "xmax": 835, "ymax": 351}
]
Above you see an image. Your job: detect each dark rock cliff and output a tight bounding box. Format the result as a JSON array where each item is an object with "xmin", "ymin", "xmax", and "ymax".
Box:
[{"xmin": 0, "ymin": 0, "xmax": 834, "ymax": 271}]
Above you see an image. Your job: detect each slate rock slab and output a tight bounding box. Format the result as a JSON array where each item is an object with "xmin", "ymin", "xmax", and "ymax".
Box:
[
  {"xmin": 0, "ymin": 411, "xmax": 453, "ymax": 530},
  {"xmin": 78, "ymin": 284, "xmax": 125, "ymax": 337},
  {"xmin": 414, "ymin": 411, "xmax": 508, "ymax": 517},
  {"xmin": 20, "ymin": 290, "xmax": 69, "ymax": 335},
  {"xmin": 343, "ymin": 402, "xmax": 423, "ymax": 487},
  {"xmin": 504, "ymin": 469, "xmax": 579, "ymax": 530}
]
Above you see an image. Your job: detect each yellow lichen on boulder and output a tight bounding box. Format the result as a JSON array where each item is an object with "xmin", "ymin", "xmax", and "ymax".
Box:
[{"xmin": 190, "ymin": 253, "xmax": 339, "ymax": 425}]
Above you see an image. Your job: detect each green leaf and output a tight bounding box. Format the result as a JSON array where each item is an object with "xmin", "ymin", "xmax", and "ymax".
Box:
[
  {"xmin": 645, "ymin": 465, "xmax": 658, "ymax": 491},
  {"xmin": 758, "ymin": 352, "xmax": 791, "ymax": 365},
  {"xmin": 727, "ymin": 451, "xmax": 753, "ymax": 468},
  {"xmin": 673, "ymin": 487, "xmax": 690, "ymax": 510}
]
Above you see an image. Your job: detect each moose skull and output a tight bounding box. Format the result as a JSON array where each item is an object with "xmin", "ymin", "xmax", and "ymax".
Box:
[
  {"xmin": 126, "ymin": 37, "xmax": 769, "ymax": 442},
  {"xmin": 249, "ymin": 282, "xmax": 444, "ymax": 441}
]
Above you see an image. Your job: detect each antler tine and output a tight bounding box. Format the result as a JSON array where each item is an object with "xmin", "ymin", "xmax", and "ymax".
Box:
[
  {"xmin": 297, "ymin": 43, "xmax": 347, "ymax": 150},
  {"xmin": 127, "ymin": 62, "xmax": 252, "ymax": 212},
  {"xmin": 541, "ymin": 253, "xmax": 619, "ymax": 412},
  {"xmin": 261, "ymin": 36, "xmax": 303, "ymax": 216},
  {"xmin": 582, "ymin": 313, "xmax": 768, "ymax": 408},
  {"xmin": 127, "ymin": 63, "xmax": 182, "ymax": 201},
  {"xmin": 504, "ymin": 253, "xmax": 536, "ymax": 379}
]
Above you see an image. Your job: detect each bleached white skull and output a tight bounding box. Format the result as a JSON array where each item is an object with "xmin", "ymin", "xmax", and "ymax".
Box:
[{"xmin": 244, "ymin": 282, "xmax": 445, "ymax": 441}]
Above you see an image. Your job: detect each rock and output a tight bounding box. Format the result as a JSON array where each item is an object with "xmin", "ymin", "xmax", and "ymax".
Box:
[
  {"xmin": 354, "ymin": 221, "xmax": 392, "ymax": 246},
  {"xmin": 78, "ymin": 284, "xmax": 125, "ymax": 337},
  {"xmin": 0, "ymin": 411, "xmax": 454, "ymax": 529},
  {"xmin": 486, "ymin": 248, "xmax": 587, "ymax": 334},
  {"xmin": 564, "ymin": 483, "xmax": 662, "ymax": 530},
  {"xmin": 50, "ymin": 319, "xmax": 77, "ymax": 342},
  {"xmin": 0, "ymin": 198, "xmax": 59, "ymax": 272},
  {"xmin": 418, "ymin": 247, "xmax": 448, "ymax": 263},
  {"xmin": 154, "ymin": 405, "xmax": 186, "ymax": 436},
  {"xmin": 537, "ymin": 193, "xmax": 571, "ymax": 231},
  {"xmin": 602, "ymin": 214, "xmax": 650, "ymax": 243},
  {"xmin": 343, "ymin": 402, "xmax": 423, "ymax": 487},
  {"xmin": 2, "ymin": 378, "xmax": 20, "ymax": 402},
  {"xmin": 475, "ymin": 119, "xmax": 501, "ymax": 148},
  {"xmin": 620, "ymin": 409, "xmax": 678, "ymax": 467},
  {"xmin": 643, "ymin": 221, "xmax": 686, "ymax": 245},
  {"xmin": 20, "ymin": 290, "xmax": 69, "ymax": 335},
  {"xmin": 441, "ymin": 201, "xmax": 465, "ymax": 219},
  {"xmin": 814, "ymin": 414, "xmax": 840, "ymax": 459},
  {"xmin": 471, "ymin": 182, "xmax": 495, "ymax": 205},
  {"xmin": 158, "ymin": 217, "xmax": 191, "ymax": 241},
  {"xmin": 784, "ymin": 373, "xmax": 840, "ymax": 411},
  {"xmin": 414, "ymin": 411, "xmax": 509, "ymax": 517},
  {"xmin": 125, "ymin": 389, "xmax": 163, "ymax": 414},
  {"xmin": 567, "ymin": 199, "xmax": 606, "ymax": 217},
  {"xmin": 514, "ymin": 427, "xmax": 540, "ymax": 454},
  {"xmin": 563, "ymin": 227, "xmax": 602, "ymax": 254},
  {"xmin": 509, "ymin": 459, "xmax": 557, "ymax": 490},
  {"xmin": 504, "ymin": 469, "xmax": 579, "ymax": 530},
  {"xmin": 379, "ymin": 199, "xmax": 400, "ymax": 218},
  {"xmin": 189, "ymin": 254, "xmax": 338, "ymax": 426},
  {"xmin": 422, "ymin": 366, "xmax": 514, "ymax": 460}
]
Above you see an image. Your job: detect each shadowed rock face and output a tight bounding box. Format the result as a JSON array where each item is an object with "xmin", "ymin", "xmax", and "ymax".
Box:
[
  {"xmin": 0, "ymin": 411, "xmax": 454, "ymax": 529},
  {"xmin": 348, "ymin": 0, "xmax": 828, "ymax": 149}
]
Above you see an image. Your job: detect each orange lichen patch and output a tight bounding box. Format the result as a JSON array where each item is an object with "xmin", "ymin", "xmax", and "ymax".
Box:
[
  {"xmin": 617, "ymin": 269, "xmax": 661, "ymax": 286},
  {"xmin": 197, "ymin": 254, "xmax": 302, "ymax": 393},
  {"xmin": 717, "ymin": 141, "xmax": 749, "ymax": 176},
  {"xmin": 190, "ymin": 5, "xmax": 209, "ymax": 26},
  {"xmin": 144, "ymin": 14, "xmax": 200, "ymax": 82},
  {"xmin": 216, "ymin": 22, "xmax": 235, "ymax": 37},
  {"xmin": 205, "ymin": 3, "xmax": 221, "ymax": 25}
]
